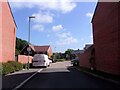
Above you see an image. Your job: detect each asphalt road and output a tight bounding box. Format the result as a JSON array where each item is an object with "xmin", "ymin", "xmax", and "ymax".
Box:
[{"xmin": 19, "ymin": 61, "xmax": 120, "ymax": 88}]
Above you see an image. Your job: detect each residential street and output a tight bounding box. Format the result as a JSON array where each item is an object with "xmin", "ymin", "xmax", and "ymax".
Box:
[
  {"xmin": 18, "ymin": 61, "xmax": 120, "ymax": 88},
  {"xmin": 1, "ymin": 1, "xmax": 120, "ymax": 90}
]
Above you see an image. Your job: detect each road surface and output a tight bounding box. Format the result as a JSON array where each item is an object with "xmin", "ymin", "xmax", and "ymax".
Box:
[{"xmin": 19, "ymin": 61, "xmax": 120, "ymax": 88}]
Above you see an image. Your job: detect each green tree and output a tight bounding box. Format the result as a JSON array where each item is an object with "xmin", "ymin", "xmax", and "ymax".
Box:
[
  {"xmin": 65, "ymin": 49, "xmax": 73, "ymax": 60},
  {"xmin": 15, "ymin": 37, "xmax": 28, "ymax": 55}
]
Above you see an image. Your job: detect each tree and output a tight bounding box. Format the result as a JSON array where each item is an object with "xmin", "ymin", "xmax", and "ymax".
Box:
[
  {"xmin": 15, "ymin": 37, "xmax": 28, "ymax": 55},
  {"xmin": 65, "ymin": 49, "xmax": 73, "ymax": 60}
]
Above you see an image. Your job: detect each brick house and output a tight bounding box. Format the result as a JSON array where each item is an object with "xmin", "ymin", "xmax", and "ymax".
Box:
[
  {"xmin": 18, "ymin": 44, "xmax": 53, "ymax": 64},
  {"xmin": 0, "ymin": 1, "xmax": 17, "ymax": 63},
  {"xmin": 78, "ymin": 45, "xmax": 94, "ymax": 69},
  {"xmin": 17, "ymin": 44, "xmax": 53, "ymax": 64},
  {"xmin": 92, "ymin": 2, "xmax": 120, "ymax": 75},
  {"xmin": 20, "ymin": 44, "xmax": 53, "ymax": 58}
]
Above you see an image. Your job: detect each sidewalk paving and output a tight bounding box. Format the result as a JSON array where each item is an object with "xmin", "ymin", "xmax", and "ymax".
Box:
[{"xmin": 2, "ymin": 68, "xmax": 40, "ymax": 89}]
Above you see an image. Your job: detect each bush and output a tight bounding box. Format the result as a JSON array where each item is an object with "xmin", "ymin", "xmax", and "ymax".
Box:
[
  {"xmin": 56, "ymin": 59, "xmax": 65, "ymax": 62},
  {"xmin": 8, "ymin": 61, "xmax": 23, "ymax": 71},
  {"xmin": 0, "ymin": 63, "xmax": 2, "ymax": 75},
  {"xmin": 2, "ymin": 61, "xmax": 23, "ymax": 75},
  {"xmin": 22, "ymin": 64, "xmax": 27, "ymax": 69},
  {"xmin": 2, "ymin": 63, "xmax": 15, "ymax": 75}
]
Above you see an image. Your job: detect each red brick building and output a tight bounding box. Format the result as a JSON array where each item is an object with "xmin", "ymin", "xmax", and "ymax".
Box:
[
  {"xmin": 78, "ymin": 45, "xmax": 94, "ymax": 69},
  {"xmin": 18, "ymin": 44, "xmax": 53, "ymax": 64},
  {"xmin": 0, "ymin": 1, "xmax": 17, "ymax": 63},
  {"xmin": 92, "ymin": 2, "xmax": 120, "ymax": 75}
]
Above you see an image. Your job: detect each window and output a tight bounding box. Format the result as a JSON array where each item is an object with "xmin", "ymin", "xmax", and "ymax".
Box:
[{"xmin": 24, "ymin": 51, "xmax": 27, "ymax": 54}]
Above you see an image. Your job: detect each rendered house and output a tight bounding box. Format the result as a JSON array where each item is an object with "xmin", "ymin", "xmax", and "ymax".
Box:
[
  {"xmin": 92, "ymin": 2, "xmax": 120, "ymax": 75},
  {"xmin": 0, "ymin": 1, "xmax": 17, "ymax": 63}
]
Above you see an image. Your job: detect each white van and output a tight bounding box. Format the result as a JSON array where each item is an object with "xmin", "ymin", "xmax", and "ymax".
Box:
[{"xmin": 32, "ymin": 54, "xmax": 51, "ymax": 67}]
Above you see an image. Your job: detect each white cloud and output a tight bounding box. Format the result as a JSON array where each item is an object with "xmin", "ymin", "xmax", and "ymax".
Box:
[
  {"xmin": 9, "ymin": 0, "xmax": 76, "ymax": 14},
  {"xmin": 57, "ymin": 32, "xmax": 71, "ymax": 38},
  {"xmin": 32, "ymin": 11, "xmax": 53, "ymax": 24},
  {"xmin": 8, "ymin": 0, "xmax": 99, "ymax": 3},
  {"xmin": 52, "ymin": 25, "xmax": 63, "ymax": 32},
  {"xmin": 86, "ymin": 12, "xmax": 93, "ymax": 18},
  {"xmin": 31, "ymin": 11, "xmax": 53, "ymax": 32},
  {"xmin": 32, "ymin": 24, "xmax": 44, "ymax": 31},
  {"xmin": 56, "ymin": 31, "xmax": 78, "ymax": 45},
  {"xmin": 49, "ymin": 41, "xmax": 53, "ymax": 45},
  {"xmin": 56, "ymin": 36, "xmax": 78, "ymax": 45},
  {"xmin": 52, "ymin": 26, "xmax": 78, "ymax": 45}
]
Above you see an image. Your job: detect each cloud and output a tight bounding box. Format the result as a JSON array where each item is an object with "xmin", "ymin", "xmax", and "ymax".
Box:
[
  {"xmin": 86, "ymin": 12, "xmax": 93, "ymax": 22},
  {"xmin": 32, "ymin": 24, "xmax": 44, "ymax": 31},
  {"xmin": 56, "ymin": 31, "xmax": 78, "ymax": 45},
  {"xmin": 56, "ymin": 36, "xmax": 78, "ymax": 45},
  {"xmin": 49, "ymin": 41, "xmax": 53, "ymax": 45},
  {"xmin": 9, "ymin": 0, "xmax": 76, "ymax": 14},
  {"xmin": 57, "ymin": 32, "xmax": 71, "ymax": 38},
  {"xmin": 31, "ymin": 11, "xmax": 53, "ymax": 32},
  {"xmin": 52, "ymin": 25, "xmax": 78, "ymax": 45},
  {"xmin": 32, "ymin": 11, "xmax": 53, "ymax": 24},
  {"xmin": 52, "ymin": 25, "xmax": 63, "ymax": 32},
  {"xmin": 86, "ymin": 12, "xmax": 93, "ymax": 18}
]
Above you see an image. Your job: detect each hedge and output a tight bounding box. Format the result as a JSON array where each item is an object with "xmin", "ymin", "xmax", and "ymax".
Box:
[
  {"xmin": 56, "ymin": 59, "xmax": 65, "ymax": 62},
  {"xmin": 2, "ymin": 61, "xmax": 23, "ymax": 75}
]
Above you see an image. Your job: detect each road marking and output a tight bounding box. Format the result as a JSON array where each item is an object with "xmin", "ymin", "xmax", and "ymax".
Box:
[
  {"xmin": 37, "ymin": 69, "xmax": 43, "ymax": 73},
  {"xmin": 12, "ymin": 68, "xmax": 43, "ymax": 90}
]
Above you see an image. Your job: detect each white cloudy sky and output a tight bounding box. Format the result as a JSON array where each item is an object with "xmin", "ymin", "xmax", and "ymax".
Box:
[{"xmin": 8, "ymin": 0, "xmax": 98, "ymax": 52}]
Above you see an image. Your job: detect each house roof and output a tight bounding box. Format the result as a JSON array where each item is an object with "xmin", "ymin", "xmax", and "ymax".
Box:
[
  {"xmin": 34, "ymin": 45, "xmax": 50, "ymax": 52},
  {"xmin": 19, "ymin": 44, "xmax": 51, "ymax": 55},
  {"xmin": 71, "ymin": 50, "xmax": 84, "ymax": 55},
  {"xmin": 84, "ymin": 44, "xmax": 93, "ymax": 50}
]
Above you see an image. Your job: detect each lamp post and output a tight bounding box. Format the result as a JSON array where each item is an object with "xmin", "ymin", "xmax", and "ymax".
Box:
[
  {"xmin": 27, "ymin": 16, "xmax": 35, "ymax": 70},
  {"xmin": 54, "ymin": 47, "xmax": 56, "ymax": 62}
]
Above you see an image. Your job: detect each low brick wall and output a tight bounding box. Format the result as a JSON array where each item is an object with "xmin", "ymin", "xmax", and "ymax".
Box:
[
  {"xmin": 18, "ymin": 55, "xmax": 33, "ymax": 64},
  {"xmin": 78, "ymin": 49, "xmax": 91, "ymax": 69}
]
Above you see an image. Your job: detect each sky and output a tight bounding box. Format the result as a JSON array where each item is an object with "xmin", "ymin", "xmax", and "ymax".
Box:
[{"xmin": 9, "ymin": 0, "xmax": 98, "ymax": 53}]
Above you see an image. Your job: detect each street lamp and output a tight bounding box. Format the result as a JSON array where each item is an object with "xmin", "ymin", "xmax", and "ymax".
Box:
[
  {"xmin": 54, "ymin": 47, "xmax": 56, "ymax": 62},
  {"xmin": 27, "ymin": 16, "xmax": 35, "ymax": 70}
]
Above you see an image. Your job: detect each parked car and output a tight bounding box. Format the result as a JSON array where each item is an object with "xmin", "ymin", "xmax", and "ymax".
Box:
[
  {"xmin": 32, "ymin": 54, "xmax": 51, "ymax": 67},
  {"xmin": 71, "ymin": 57, "xmax": 79, "ymax": 66}
]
